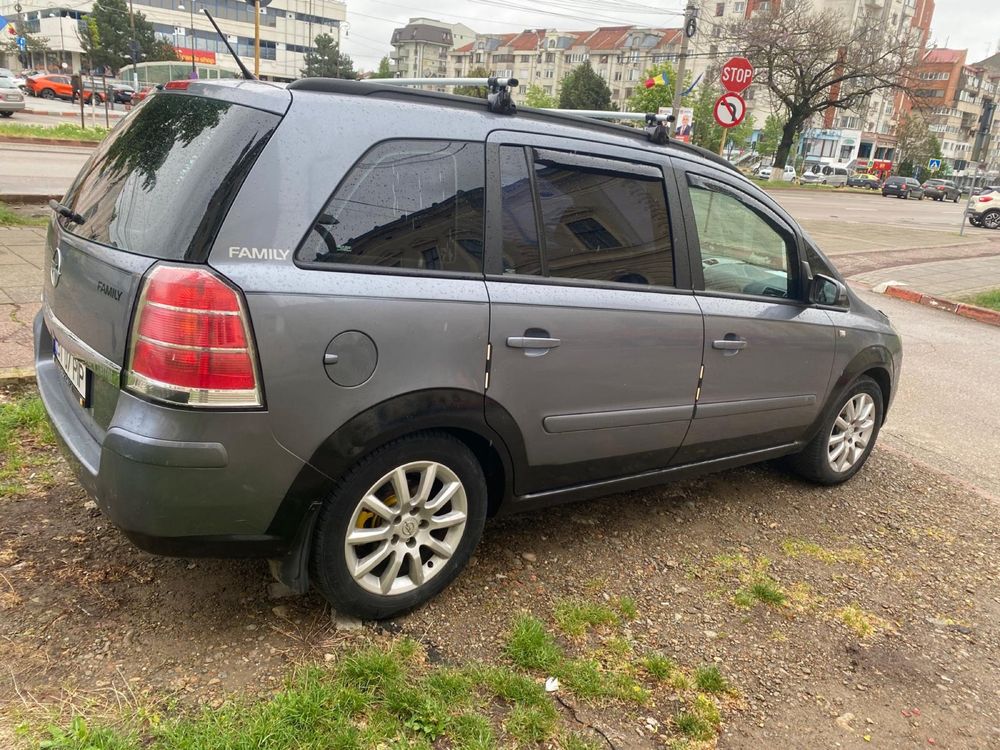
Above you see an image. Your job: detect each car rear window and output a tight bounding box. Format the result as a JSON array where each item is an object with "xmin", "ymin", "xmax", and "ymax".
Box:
[{"xmin": 60, "ymin": 93, "xmax": 279, "ymax": 261}]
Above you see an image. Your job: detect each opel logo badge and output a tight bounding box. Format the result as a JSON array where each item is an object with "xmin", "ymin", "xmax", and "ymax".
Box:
[{"xmin": 50, "ymin": 246, "xmax": 62, "ymax": 288}]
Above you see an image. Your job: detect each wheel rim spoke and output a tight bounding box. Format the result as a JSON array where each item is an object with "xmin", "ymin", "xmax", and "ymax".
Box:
[
  {"xmin": 422, "ymin": 535, "xmax": 455, "ymax": 560},
  {"xmin": 361, "ymin": 494, "xmax": 396, "ymax": 522},
  {"xmin": 414, "ymin": 463, "xmax": 438, "ymax": 507},
  {"xmin": 426, "ymin": 480, "xmax": 461, "ymax": 512},
  {"xmin": 353, "ymin": 541, "xmax": 392, "ymax": 578},
  {"xmin": 379, "ymin": 550, "xmax": 404, "ymax": 594},
  {"xmin": 428, "ymin": 510, "xmax": 466, "ymax": 531},
  {"xmin": 391, "ymin": 468, "xmax": 412, "ymax": 507},
  {"xmin": 408, "ymin": 550, "xmax": 425, "ymax": 586},
  {"xmin": 346, "ymin": 525, "xmax": 392, "ymax": 546}
]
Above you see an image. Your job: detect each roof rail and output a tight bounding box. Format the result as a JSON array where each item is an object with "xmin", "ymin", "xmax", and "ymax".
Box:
[
  {"xmin": 380, "ymin": 76, "xmax": 519, "ymax": 115},
  {"xmin": 545, "ymin": 109, "xmax": 675, "ymax": 144}
]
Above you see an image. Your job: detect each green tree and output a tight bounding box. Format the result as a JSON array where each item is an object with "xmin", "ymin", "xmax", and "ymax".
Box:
[
  {"xmin": 523, "ymin": 83, "xmax": 557, "ymax": 109},
  {"xmin": 756, "ymin": 114, "xmax": 783, "ymax": 159},
  {"xmin": 78, "ymin": 0, "xmax": 174, "ymax": 72},
  {"xmin": 0, "ymin": 28, "xmax": 49, "ymax": 69},
  {"xmin": 558, "ymin": 61, "xmax": 612, "ymax": 111},
  {"xmin": 688, "ymin": 79, "xmax": 754, "ymax": 153},
  {"xmin": 627, "ymin": 62, "xmax": 681, "ymax": 115},
  {"xmin": 301, "ymin": 33, "xmax": 356, "ymax": 79},
  {"xmin": 454, "ymin": 66, "xmax": 490, "ymax": 98},
  {"xmin": 893, "ymin": 113, "xmax": 944, "ymax": 179},
  {"xmin": 371, "ymin": 56, "xmax": 393, "ymax": 79}
]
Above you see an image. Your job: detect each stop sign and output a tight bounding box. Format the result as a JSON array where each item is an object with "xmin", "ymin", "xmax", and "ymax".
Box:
[{"xmin": 720, "ymin": 56, "xmax": 754, "ymax": 94}]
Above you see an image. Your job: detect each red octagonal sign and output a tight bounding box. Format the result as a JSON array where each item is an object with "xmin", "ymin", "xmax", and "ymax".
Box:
[{"xmin": 720, "ymin": 56, "xmax": 754, "ymax": 94}]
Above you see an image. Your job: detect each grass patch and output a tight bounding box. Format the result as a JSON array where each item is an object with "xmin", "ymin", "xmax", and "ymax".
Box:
[
  {"xmin": 554, "ymin": 599, "xmax": 619, "ymax": 637},
  {"xmin": 506, "ymin": 615, "xmax": 562, "ymax": 672},
  {"xmin": 734, "ymin": 578, "xmax": 787, "ymax": 608},
  {"xmin": 1, "ymin": 394, "xmax": 55, "ymax": 496},
  {"xmin": 693, "ymin": 665, "xmax": 729, "ymax": 694},
  {"xmin": 781, "ymin": 539, "xmax": 869, "ymax": 565},
  {"xmin": 836, "ymin": 605, "xmax": 889, "ymax": 638},
  {"xmin": 0, "ymin": 121, "xmax": 107, "ymax": 141},
  {"xmin": 615, "ymin": 596, "xmax": 638, "ymax": 621},
  {"xmin": 963, "ymin": 288, "xmax": 1000, "ymax": 312},
  {"xmin": 642, "ymin": 653, "xmax": 675, "ymax": 681},
  {"xmin": 0, "ymin": 201, "xmax": 47, "ymax": 227}
]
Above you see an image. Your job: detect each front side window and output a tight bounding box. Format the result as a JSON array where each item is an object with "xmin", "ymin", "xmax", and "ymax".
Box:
[
  {"xmin": 298, "ymin": 140, "xmax": 486, "ymax": 274},
  {"xmin": 687, "ymin": 181, "xmax": 793, "ymax": 299},
  {"xmin": 499, "ymin": 147, "xmax": 674, "ymax": 287}
]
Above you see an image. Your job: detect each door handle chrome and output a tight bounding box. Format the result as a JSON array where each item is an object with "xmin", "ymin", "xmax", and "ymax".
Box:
[
  {"xmin": 712, "ymin": 339, "xmax": 747, "ymax": 351},
  {"xmin": 507, "ymin": 336, "xmax": 561, "ymax": 349}
]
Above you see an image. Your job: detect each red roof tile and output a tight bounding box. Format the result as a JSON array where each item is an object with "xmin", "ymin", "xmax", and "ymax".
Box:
[
  {"xmin": 508, "ymin": 30, "xmax": 546, "ymax": 51},
  {"xmin": 454, "ymin": 42, "xmax": 474, "ymax": 53},
  {"xmin": 923, "ymin": 48, "xmax": 964, "ymax": 64},
  {"xmin": 579, "ymin": 26, "xmax": 633, "ymax": 51}
]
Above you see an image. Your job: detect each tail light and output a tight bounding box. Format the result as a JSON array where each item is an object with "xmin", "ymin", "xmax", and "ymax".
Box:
[
  {"xmin": 126, "ymin": 265, "xmax": 262, "ymax": 408},
  {"xmin": 979, "ymin": 196, "xmax": 994, "ymax": 203},
  {"xmin": 900, "ymin": 184, "xmax": 907, "ymax": 190}
]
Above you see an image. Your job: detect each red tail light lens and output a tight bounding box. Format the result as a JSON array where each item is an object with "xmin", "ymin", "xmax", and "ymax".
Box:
[
  {"xmin": 979, "ymin": 196, "xmax": 993, "ymax": 203},
  {"xmin": 164, "ymin": 80, "xmax": 192, "ymax": 90},
  {"xmin": 126, "ymin": 265, "xmax": 262, "ymax": 407}
]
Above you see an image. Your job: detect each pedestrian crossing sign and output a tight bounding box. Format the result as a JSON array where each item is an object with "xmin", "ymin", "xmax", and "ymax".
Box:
[{"xmin": 928, "ymin": 158, "xmax": 942, "ymax": 170}]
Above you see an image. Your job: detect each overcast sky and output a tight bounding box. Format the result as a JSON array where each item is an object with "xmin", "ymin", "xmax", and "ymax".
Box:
[{"xmin": 340, "ymin": 0, "xmax": 1000, "ymax": 72}]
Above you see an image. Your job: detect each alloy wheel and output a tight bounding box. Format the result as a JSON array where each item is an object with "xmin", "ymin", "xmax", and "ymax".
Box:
[
  {"xmin": 344, "ymin": 461, "xmax": 468, "ymax": 596},
  {"xmin": 983, "ymin": 211, "xmax": 1000, "ymax": 230},
  {"xmin": 828, "ymin": 393, "xmax": 876, "ymax": 472}
]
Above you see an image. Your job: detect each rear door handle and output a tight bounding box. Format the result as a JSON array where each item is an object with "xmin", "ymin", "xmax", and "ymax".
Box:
[
  {"xmin": 507, "ymin": 336, "xmax": 561, "ymax": 349},
  {"xmin": 712, "ymin": 338, "xmax": 747, "ymax": 351}
]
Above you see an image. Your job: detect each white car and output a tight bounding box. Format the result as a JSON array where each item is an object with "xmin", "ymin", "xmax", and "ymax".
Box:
[
  {"xmin": 757, "ymin": 164, "xmax": 797, "ymax": 182},
  {"xmin": 0, "ymin": 67, "xmax": 26, "ymax": 92},
  {"xmin": 801, "ymin": 164, "xmax": 849, "ymax": 187},
  {"xmin": 0, "ymin": 77, "xmax": 25, "ymax": 117}
]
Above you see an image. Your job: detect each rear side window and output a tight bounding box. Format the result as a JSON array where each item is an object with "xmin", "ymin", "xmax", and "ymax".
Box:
[
  {"xmin": 62, "ymin": 94, "xmax": 279, "ymax": 260},
  {"xmin": 297, "ymin": 140, "xmax": 486, "ymax": 274},
  {"xmin": 498, "ymin": 146, "xmax": 674, "ymax": 287}
]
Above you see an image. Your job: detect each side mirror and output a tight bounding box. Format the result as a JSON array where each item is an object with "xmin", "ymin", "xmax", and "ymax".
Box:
[{"xmin": 809, "ymin": 274, "xmax": 849, "ymax": 307}]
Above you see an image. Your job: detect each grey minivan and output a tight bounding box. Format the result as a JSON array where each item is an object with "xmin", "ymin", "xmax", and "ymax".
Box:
[{"xmin": 35, "ymin": 78, "xmax": 901, "ymax": 618}]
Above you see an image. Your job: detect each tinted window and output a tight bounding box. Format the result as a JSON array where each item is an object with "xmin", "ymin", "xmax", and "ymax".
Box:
[
  {"xmin": 298, "ymin": 140, "xmax": 486, "ymax": 274},
  {"xmin": 688, "ymin": 181, "xmax": 793, "ymax": 298},
  {"xmin": 62, "ymin": 94, "xmax": 278, "ymax": 260},
  {"xmin": 498, "ymin": 146, "xmax": 542, "ymax": 275},
  {"xmin": 500, "ymin": 148, "xmax": 674, "ymax": 287}
]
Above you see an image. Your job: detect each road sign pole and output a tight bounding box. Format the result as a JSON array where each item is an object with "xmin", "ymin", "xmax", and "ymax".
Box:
[
  {"xmin": 719, "ymin": 126, "xmax": 727, "ymax": 156},
  {"xmin": 254, "ymin": 0, "xmax": 260, "ymax": 77}
]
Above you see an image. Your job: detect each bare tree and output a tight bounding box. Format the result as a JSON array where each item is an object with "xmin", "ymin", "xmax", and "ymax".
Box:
[{"xmin": 722, "ymin": 0, "xmax": 918, "ymax": 175}]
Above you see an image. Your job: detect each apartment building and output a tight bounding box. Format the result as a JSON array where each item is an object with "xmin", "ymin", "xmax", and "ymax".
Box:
[
  {"xmin": 0, "ymin": 0, "xmax": 347, "ymax": 81},
  {"xmin": 914, "ymin": 48, "xmax": 1000, "ymax": 185},
  {"xmin": 389, "ymin": 18, "xmax": 476, "ymax": 81},
  {"xmin": 448, "ymin": 25, "xmax": 682, "ymax": 110}
]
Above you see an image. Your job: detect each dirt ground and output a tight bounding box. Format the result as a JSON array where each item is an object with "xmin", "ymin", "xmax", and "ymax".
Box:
[{"xmin": 1, "ymin": 380, "xmax": 999, "ymax": 748}]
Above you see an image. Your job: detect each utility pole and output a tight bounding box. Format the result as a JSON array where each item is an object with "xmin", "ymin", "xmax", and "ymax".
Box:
[
  {"xmin": 671, "ymin": 0, "xmax": 697, "ymax": 123},
  {"xmin": 254, "ymin": 0, "xmax": 261, "ymax": 77},
  {"xmin": 128, "ymin": 0, "xmax": 138, "ymax": 88}
]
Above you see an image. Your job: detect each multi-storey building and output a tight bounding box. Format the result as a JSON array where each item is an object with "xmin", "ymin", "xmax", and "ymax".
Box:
[
  {"xmin": 448, "ymin": 25, "xmax": 682, "ymax": 110},
  {"xmin": 389, "ymin": 18, "xmax": 476, "ymax": 81},
  {"xmin": 914, "ymin": 48, "xmax": 1000, "ymax": 186},
  {"xmin": 0, "ymin": 0, "xmax": 346, "ymax": 81}
]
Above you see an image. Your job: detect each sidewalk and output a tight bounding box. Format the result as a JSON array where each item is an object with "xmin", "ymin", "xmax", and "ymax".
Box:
[
  {"xmin": 0, "ymin": 227, "xmax": 45, "ymax": 379},
  {"xmin": 851, "ymin": 254, "xmax": 1000, "ymax": 298}
]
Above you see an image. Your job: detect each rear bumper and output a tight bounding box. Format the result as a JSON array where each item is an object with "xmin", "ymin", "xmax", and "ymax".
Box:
[{"xmin": 34, "ymin": 310, "xmax": 311, "ymax": 558}]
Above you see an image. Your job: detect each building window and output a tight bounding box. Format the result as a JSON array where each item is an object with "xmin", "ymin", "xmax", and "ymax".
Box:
[{"xmin": 716, "ymin": 2, "xmax": 725, "ymax": 15}]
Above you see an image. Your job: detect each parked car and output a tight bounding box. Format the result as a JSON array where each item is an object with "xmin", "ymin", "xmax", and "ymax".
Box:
[
  {"xmin": 966, "ymin": 188, "xmax": 1000, "ymax": 229},
  {"xmin": 756, "ymin": 164, "xmax": 797, "ymax": 182},
  {"xmin": 972, "ymin": 184, "xmax": 1000, "ymax": 197},
  {"xmin": 801, "ymin": 164, "xmax": 849, "ymax": 187},
  {"xmin": 35, "ymin": 78, "xmax": 902, "ymax": 619},
  {"xmin": 106, "ymin": 80, "xmax": 135, "ymax": 104},
  {"xmin": 847, "ymin": 173, "xmax": 882, "ymax": 190},
  {"xmin": 921, "ymin": 178, "xmax": 960, "ymax": 202},
  {"xmin": 26, "ymin": 74, "xmax": 106, "ymax": 103},
  {"xmin": 0, "ymin": 67, "xmax": 27, "ymax": 92},
  {"xmin": 131, "ymin": 83, "xmax": 163, "ymax": 103},
  {"xmin": 882, "ymin": 176, "xmax": 924, "ymax": 200},
  {"xmin": 0, "ymin": 77, "xmax": 25, "ymax": 117}
]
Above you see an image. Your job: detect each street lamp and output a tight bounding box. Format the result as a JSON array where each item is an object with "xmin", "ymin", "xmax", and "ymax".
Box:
[{"xmin": 177, "ymin": 0, "xmax": 197, "ymax": 76}]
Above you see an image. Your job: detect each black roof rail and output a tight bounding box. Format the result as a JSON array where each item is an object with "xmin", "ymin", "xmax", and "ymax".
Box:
[{"xmin": 285, "ymin": 78, "xmax": 740, "ymax": 174}]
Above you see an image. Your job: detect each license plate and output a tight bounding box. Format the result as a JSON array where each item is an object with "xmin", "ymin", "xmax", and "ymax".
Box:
[{"xmin": 53, "ymin": 338, "xmax": 91, "ymax": 406}]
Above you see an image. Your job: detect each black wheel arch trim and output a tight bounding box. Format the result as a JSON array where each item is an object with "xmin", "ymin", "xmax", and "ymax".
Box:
[
  {"xmin": 802, "ymin": 345, "xmax": 894, "ymax": 445},
  {"xmin": 265, "ymin": 388, "xmax": 525, "ymax": 543}
]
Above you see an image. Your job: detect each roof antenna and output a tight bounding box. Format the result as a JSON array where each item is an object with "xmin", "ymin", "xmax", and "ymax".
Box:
[{"xmin": 202, "ymin": 8, "xmax": 255, "ymax": 80}]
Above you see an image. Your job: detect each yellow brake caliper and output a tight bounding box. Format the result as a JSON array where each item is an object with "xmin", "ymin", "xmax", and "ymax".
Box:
[{"xmin": 357, "ymin": 495, "xmax": 398, "ymax": 529}]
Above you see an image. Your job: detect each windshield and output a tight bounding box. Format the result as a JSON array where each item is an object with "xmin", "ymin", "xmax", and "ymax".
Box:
[
  {"xmin": 0, "ymin": 78, "xmax": 16, "ymax": 89},
  {"xmin": 61, "ymin": 93, "xmax": 279, "ymax": 261}
]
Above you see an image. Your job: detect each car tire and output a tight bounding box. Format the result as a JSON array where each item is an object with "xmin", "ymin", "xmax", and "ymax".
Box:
[
  {"xmin": 953, "ymin": 194, "xmax": 959, "ymax": 203},
  {"xmin": 310, "ymin": 432, "xmax": 488, "ymax": 620},
  {"xmin": 982, "ymin": 209, "xmax": 1000, "ymax": 230},
  {"xmin": 969, "ymin": 215, "xmax": 983, "ymax": 227},
  {"xmin": 39, "ymin": 88, "xmax": 55, "ymax": 99},
  {"xmin": 788, "ymin": 376, "xmax": 884, "ymax": 486},
  {"xmin": 0, "ymin": 112, "xmax": 12, "ymax": 118}
]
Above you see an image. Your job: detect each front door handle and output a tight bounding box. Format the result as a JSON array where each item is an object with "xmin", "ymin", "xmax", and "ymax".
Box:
[
  {"xmin": 507, "ymin": 336, "xmax": 561, "ymax": 349},
  {"xmin": 712, "ymin": 338, "xmax": 747, "ymax": 351}
]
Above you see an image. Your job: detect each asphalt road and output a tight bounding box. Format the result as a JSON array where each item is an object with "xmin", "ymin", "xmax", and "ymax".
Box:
[
  {"xmin": 855, "ymin": 286, "xmax": 1000, "ymax": 499},
  {"xmin": 0, "ymin": 142, "xmax": 92, "ymax": 196}
]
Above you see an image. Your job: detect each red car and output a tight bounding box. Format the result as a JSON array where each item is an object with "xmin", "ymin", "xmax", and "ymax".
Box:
[
  {"xmin": 26, "ymin": 74, "xmax": 106, "ymax": 104},
  {"xmin": 131, "ymin": 84, "xmax": 163, "ymax": 103}
]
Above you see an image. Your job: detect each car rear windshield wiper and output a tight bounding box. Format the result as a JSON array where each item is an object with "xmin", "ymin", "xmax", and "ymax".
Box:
[{"xmin": 49, "ymin": 199, "xmax": 86, "ymax": 225}]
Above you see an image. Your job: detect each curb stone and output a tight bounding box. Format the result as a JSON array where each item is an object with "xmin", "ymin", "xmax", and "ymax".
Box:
[
  {"xmin": 0, "ymin": 367, "xmax": 36, "ymax": 384},
  {"xmin": 0, "ymin": 135, "xmax": 100, "ymax": 148},
  {"xmin": 880, "ymin": 284, "xmax": 1000, "ymax": 328}
]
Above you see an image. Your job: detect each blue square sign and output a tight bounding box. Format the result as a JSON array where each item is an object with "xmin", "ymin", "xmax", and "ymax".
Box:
[{"xmin": 928, "ymin": 158, "xmax": 942, "ymax": 170}]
